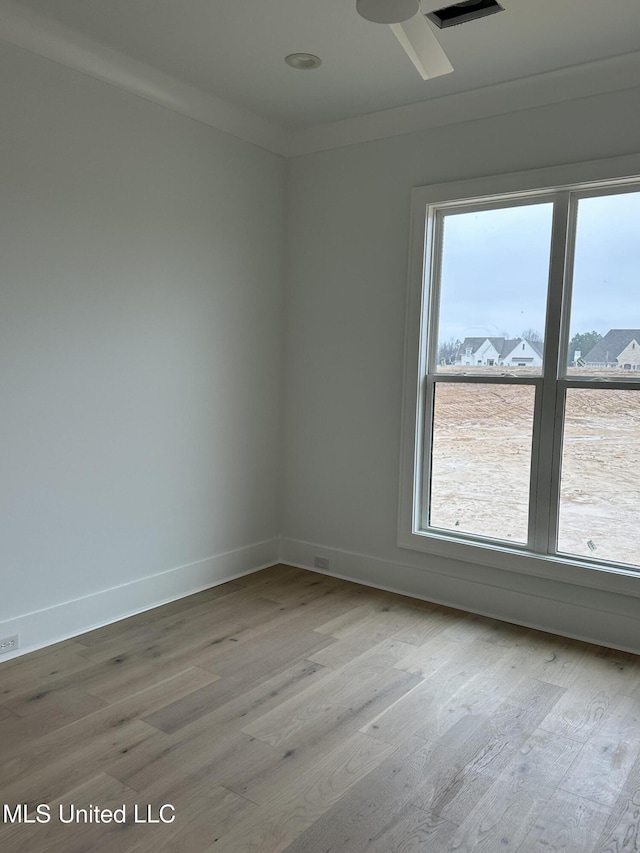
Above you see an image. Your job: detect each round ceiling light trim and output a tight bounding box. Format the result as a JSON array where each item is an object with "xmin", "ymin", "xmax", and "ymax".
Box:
[
  {"xmin": 284, "ymin": 53, "xmax": 322, "ymax": 70},
  {"xmin": 356, "ymin": 0, "xmax": 420, "ymax": 24}
]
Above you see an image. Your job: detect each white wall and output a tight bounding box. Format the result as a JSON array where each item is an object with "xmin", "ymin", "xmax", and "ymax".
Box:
[
  {"xmin": 0, "ymin": 41, "xmax": 285, "ymax": 654},
  {"xmin": 282, "ymin": 86, "xmax": 640, "ymax": 652},
  {"xmin": 4, "ymin": 34, "xmax": 640, "ymax": 659}
]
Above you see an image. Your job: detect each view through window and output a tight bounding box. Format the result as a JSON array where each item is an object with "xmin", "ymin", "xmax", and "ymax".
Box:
[{"xmin": 421, "ymin": 184, "xmax": 640, "ymax": 571}]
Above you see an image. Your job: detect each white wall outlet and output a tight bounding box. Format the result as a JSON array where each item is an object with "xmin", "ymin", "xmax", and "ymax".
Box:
[
  {"xmin": 314, "ymin": 556, "xmax": 330, "ymax": 571},
  {"xmin": 0, "ymin": 634, "xmax": 19, "ymax": 654}
]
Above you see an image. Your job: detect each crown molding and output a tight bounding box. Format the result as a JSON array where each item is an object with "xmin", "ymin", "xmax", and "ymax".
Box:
[
  {"xmin": 0, "ymin": 0, "xmax": 289, "ymax": 156},
  {"xmin": 2, "ymin": 0, "xmax": 640, "ymax": 160},
  {"xmin": 285, "ymin": 50, "xmax": 640, "ymax": 157}
]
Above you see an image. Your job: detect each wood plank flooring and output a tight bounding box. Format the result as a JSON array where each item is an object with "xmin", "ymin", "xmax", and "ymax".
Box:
[{"xmin": 2, "ymin": 563, "xmax": 640, "ymax": 852}]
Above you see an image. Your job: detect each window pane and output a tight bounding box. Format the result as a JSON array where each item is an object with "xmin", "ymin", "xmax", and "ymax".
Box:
[
  {"xmin": 566, "ymin": 190, "xmax": 640, "ymax": 377},
  {"xmin": 435, "ymin": 203, "xmax": 553, "ymax": 376},
  {"xmin": 428, "ymin": 383, "xmax": 535, "ymax": 543},
  {"xmin": 558, "ymin": 389, "xmax": 640, "ymax": 568}
]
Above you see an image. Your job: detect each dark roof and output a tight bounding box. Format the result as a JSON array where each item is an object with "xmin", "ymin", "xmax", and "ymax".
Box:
[
  {"xmin": 456, "ymin": 337, "xmax": 503, "ymax": 355},
  {"xmin": 529, "ymin": 339, "xmax": 544, "ymax": 358},
  {"xmin": 584, "ymin": 329, "xmax": 640, "ymax": 363},
  {"xmin": 500, "ymin": 338, "xmax": 544, "ymax": 358},
  {"xmin": 500, "ymin": 338, "xmax": 521, "ymax": 357}
]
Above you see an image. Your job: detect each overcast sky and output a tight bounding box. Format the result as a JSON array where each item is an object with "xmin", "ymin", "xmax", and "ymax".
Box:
[{"xmin": 437, "ymin": 190, "xmax": 640, "ymax": 346}]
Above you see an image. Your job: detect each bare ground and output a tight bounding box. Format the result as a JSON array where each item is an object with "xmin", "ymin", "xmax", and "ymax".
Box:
[{"xmin": 429, "ymin": 374, "xmax": 640, "ymax": 568}]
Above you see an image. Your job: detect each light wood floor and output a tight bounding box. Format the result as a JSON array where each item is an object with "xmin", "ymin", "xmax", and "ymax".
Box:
[{"xmin": 2, "ymin": 564, "xmax": 640, "ymax": 853}]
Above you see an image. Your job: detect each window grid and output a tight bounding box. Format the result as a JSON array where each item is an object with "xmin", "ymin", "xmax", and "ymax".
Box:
[{"xmin": 417, "ymin": 182, "xmax": 640, "ymax": 571}]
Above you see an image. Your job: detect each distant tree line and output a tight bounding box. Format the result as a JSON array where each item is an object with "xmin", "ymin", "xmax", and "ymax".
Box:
[
  {"xmin": 568, "ymin": 331, "xmax": 602, "ymax": 362},
  {"xmin": 438, "ymin": 338, "xmax": 461, "ymax": 364}
]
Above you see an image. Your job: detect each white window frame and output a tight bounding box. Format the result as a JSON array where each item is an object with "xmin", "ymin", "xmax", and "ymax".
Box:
[{"xmin": 398, "ymin": 153, "xmax": 640, "ymax": 597}]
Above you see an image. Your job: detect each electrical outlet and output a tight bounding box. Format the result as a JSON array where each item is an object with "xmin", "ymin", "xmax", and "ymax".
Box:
[
  {"xmin": 314, "ymin": 556, "xmax": 330, "ymax": 571},
  {"xmin": 0, "ymin": 634, "xmax": 19, "ymax": 654}
]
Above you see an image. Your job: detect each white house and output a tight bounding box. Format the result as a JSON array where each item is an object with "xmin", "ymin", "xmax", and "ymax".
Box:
[
  {"xmin": 455, "ymin": 337, "xmax": 543, "ymax": 367},
  {"xmin": 501, "ymin": 338, "xmax": 544, "ymax": 366},
  {"xmin": 584, "ymin": 329, "xmax": 640, "ymax": 369}
]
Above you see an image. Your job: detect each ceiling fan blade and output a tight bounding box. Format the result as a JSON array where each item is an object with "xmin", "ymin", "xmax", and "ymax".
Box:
[{"xmin": 389, "ymin": 14, "xmax": 454, "ymax": 80}]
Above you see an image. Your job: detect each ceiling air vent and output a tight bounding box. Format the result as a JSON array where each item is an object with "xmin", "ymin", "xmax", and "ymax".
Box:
[{"xmin": 426, "ymin": 0, "xmax": 504, "ymax": 29}]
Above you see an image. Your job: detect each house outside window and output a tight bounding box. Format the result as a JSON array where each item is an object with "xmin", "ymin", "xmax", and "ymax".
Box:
[{"xmin": 398, "ymin": 158, "xmax": 640, "ymax": 581}]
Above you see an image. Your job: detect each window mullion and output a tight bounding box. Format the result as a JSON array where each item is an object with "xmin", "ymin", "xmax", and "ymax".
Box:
[
  {"xmin": 530, "ymin": 192, "xmax": 573, "ymax": 554},
  {"xmin": 419, "ymin": 375, "xmax": 435, "ymax": 531}
]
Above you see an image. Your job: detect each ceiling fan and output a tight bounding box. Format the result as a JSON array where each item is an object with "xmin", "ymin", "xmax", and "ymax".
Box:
[{"xmin": 356, "ymin": 0, "xmax": 503, "ymax": 80}]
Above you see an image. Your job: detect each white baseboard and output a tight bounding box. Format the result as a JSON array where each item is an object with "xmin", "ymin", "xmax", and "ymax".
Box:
[
  {"xmin": 0, "ymin": 538, "xmax": 279, "ymax": 661},
  {"xmin": 5, "ymin": 534, "xmax": 638, "ymax": 662},
  {"xmin": 280, "ymin": 537, "xmax": 640, "ymax": 655}
]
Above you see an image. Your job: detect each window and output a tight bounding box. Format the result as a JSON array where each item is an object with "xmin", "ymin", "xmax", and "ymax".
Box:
[{"xmin": 399, "ymin": 159, "xmax": 640, "ymax": 579}]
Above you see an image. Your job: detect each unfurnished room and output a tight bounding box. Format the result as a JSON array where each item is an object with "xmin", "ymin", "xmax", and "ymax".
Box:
[{"xmin": 1, "ymin": 1, "xmax": 640, "ymax": 851}]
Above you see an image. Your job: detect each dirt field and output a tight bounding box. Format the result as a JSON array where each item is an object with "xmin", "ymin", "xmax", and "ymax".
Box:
[{"xmin": 429, "ymin": 374, "xmax": 640, "ymax": 568}]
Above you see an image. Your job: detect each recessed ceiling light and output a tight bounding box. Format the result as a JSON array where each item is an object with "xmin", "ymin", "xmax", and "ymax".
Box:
[{"xmin": 284, "ymin": 53, "xmax": 322, "ymax": 70}]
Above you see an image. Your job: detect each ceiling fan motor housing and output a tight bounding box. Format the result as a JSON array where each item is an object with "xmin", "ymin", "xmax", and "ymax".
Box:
[{"xmin": 356, "ymin": 0, "xmax": 420, "ymax": 24}]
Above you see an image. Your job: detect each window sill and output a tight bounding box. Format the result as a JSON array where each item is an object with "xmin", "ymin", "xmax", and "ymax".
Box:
[{"xmin": 397, "ymin": 527, "xmax": 640, "ymax": 600}]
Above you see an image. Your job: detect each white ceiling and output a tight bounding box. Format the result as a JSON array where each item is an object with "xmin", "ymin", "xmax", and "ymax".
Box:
[
  {"xmin": 2, "ymin": 0, "xmax": 640, "ymax": 156},
  {"xmin": 8, "ymin": 0, "xmax": 640, "ymax": 128}
]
